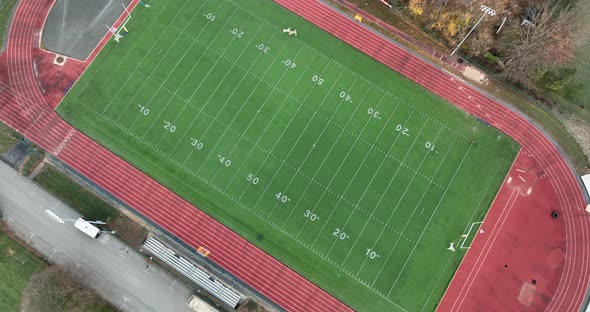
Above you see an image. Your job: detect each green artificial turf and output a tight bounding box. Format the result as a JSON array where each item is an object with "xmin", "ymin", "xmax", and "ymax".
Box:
[{"xmin": 57, "ymin": 0, "xmax": 519, "ymax": 310}]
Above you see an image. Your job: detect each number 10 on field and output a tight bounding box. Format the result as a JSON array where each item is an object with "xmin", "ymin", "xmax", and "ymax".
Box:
[{"xmin": 366, "ymin": 248, "xmax": 380, "ymax": 259}]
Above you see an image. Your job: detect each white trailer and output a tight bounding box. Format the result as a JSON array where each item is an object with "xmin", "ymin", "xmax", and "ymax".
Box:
[{"xmin": 74, "ymin": 218, "xmax": 101, "ymax": 238}]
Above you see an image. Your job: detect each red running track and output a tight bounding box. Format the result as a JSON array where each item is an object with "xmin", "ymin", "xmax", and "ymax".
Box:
[
  {"xmin": 275, "ymin": 0, "xmax": 590, "ymax": 311},
  {"xmin": 332, "ymin": 0, "xmax": 465, "ymax": 71},
  {"xmin": 441, "ymin": 149, "xmax": 567, "ymax": 311},
  {"xmin": 0, "ymin": 1, "xmax": 353, "ymax": 311},
  {"xmin": 1, "ymin": 0, "xmax": 588, "ymax": 311}
]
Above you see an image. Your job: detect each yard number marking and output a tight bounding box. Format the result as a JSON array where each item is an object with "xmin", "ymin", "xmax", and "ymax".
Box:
[
  {"xmin": 138, "ymin": 105, "xmax": 150, "ymax": 116},
  {"xmin": 304, "ymin": 210, "xmax": 319, "ymax": 221},
  {"xmin": 204, "ymin": 13, "xmax": 216, "ymax": 21},
  {"xmin": 230, "ymin": 28, "xmax": 244, "ymax": 38},
  {"xmin": 283, "ymin": 59, "xmax": 296, "ymax": 69},
  {"xmin": 366, "ymin": 248, "xmax": 380, "ymax": 259},
  {"xmin": 312, "ymin": 75, "xmax": 324, "ymax": 85},
  {"xmin": 190, "ymin": 138, "xmax": 203, "ymax": 149},
  {"xmin": 367, "ymin": 108, "xmax": 381, "ymax": 119},
  {"xmin": 396, "ymin": 124, "xmax": 409, "ymax": 136},
  {"xmin": 218, "ymin": 155, "xmax": 231, "ymax": 167},
  {"xmin": 163, "ymin": 121, "xmax": 176, "ymax": 132},
  {"xmin": 333, "ymin": 228, "xmax": 349, "ymax": 240},
  {"xmin": 255, "ymin": 43, "xmax": 270, "ymax": 54},
  {"xmin": 425, "ymin": 141, "xmax": 438, "ymax": 153},
  {"xmin": 275, "ymin": 192, "xmax": 290, "ymax": 203},
  {"xmin": 339, "ymin": 91, "xmax": 352, "ymax": 103},
  {"xmin": 247, "ymin": 174, "xmax": 259, "ymax": 185}
]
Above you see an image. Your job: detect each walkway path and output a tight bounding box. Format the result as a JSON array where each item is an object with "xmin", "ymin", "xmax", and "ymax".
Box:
[{"xmin": 0, "ymin": 161, "xmax": 197, "ymax": 312}]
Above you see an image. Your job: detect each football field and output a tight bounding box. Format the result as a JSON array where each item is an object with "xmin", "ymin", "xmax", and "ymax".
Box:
[{"xmin": 57, "ymin": 0, "xmax": 519, "ymax": 310}]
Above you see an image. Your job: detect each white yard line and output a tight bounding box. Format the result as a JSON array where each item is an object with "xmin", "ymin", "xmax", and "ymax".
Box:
[
  {"xmin": 367, "ymin": 127, "xmax": 454, "ymax": 286},
  {"xmin": 459, "ymin": 221, "xmax": 484, "ymax": 249},
  {"xmin": 369, "ymin": 133, "xmax": 455, "ymax": 279},
  {"xmin": 336, "ymin": 121, "xmax": 446, "ymax": 268},
  {"xmin": 291, "ymin": 92, "xmax": 389, "ymax": 239},
  {"xmin": 144, "ymin": 9, "xmax": 247, "ymax": 143},
  {"xmin": 151, "ymin": 9, "xmax": 250, "ymax": 147},
  {"xmin": 207, "ymin": 35, "xmax": 299, "ymax": 184},
  {"xmin": 265, "ymin": 88, "xmax": 376, "ymax": 221},
  {"xmin": 85, "ymin": 0, "xmax": 194, "ymax": 110},
  {"xmin": 458, "ymin": 159, "xmax": 505, "ymax": 235},
  {"xmin": 297, "ymin": 95, "xmax": 399, "ymax": 249},
  {"xmin": 362, "ymin": 116, "xmax": 433, "ymax": 285},
  {"xmin": 109, "ymin": 0, "xmax": 211, "ymax": 117},
  {"xmin": 77, "ymin": 98, "xmax": 404, "ymax": 307},
  {"xmin": 235, "ymin": 67, "xmax": 350, "ymax": 203},
  {"xmin": 306, "ymin": 110, "xmax": 422, "ymax": 247},
  {"xmin": 160, "ymin": 19, "xmax": 258, "ymax": 164},
  {"xmin": 163, "ymin": 29, "xmax": 285, "ymax": 156},
  {"xmin": 339, "ymin": 110, "xmax": 429, "ymax": 269},
  {"xmin": 127, "ymin": 36, "xmax": 448, "ymax": 191},
  {"xmin": 117, "ymin": 4, "xmax": 225, "ymax": 126},
  {"xmin": 194, "ymin": 34, "xmax": 299, "ymax": 175},
  {"xmin": 367, "ymin": 129, "xmax": 452, "ymax": 280},
  {"xmin": 75, "ymin": 6, "xmax": 168, "ymax": 98},
  {"xmin": 247, "ymin": 75, "xmax": 361, "ymax": 208},
  {"xmin": 433, "ymin": 158, "xmax": 506, "ymax": 310},
  {"xmin": 386, "ymin": 142, "xmax": 474, "ymax": 297},
  {"xmin": 222, "ymin": 58, "xmax": 333, "ymax": 193},
  {"xmin": 420, "ymin": 246, "xmax": 457, "ymax": 312},
  {"xmin": 353, "ymin": 111, "xmax": 430, "ymax": 277}
]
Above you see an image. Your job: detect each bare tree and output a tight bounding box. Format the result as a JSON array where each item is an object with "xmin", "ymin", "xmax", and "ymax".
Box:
[{"xmin": 498, "ymin": 0, "xmax": 590, "ymax": 87}]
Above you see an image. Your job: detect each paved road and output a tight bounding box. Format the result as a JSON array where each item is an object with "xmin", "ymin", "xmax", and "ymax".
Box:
[{"xmin": 0, "ymin": 161, "xmax": 196, "ymax": 312}]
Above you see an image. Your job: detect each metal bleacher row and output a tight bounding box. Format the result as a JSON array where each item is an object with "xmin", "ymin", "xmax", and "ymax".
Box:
[{"xmin": 142, "ymin": 236, "xmax": 242, "ymax": 308}]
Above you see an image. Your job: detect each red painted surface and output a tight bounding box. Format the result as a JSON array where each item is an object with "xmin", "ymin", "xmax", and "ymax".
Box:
[
  {"xmin": 32, "ymin": 0, "xmax": 126, "ymax": 109},
  {"xmin": 440, "ymin": 150, "xmax": 566, "ymax": 311},
  {"xmin": 333, "ymin": 0, "xmax": 466, "ymax": 71},
  {"xmin": 0, "ymin": 0, "xmax": 588, "ymax": 311}
]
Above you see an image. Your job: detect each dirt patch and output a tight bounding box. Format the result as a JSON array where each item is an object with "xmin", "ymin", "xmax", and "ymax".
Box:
[
  {"xmin": 21, "ymin": 265, "xmax": 115, "ymax": 312},
  {"xmin": 556, "ymin": 112, "xmax": 590, "ymax": 168},
  {"xmin": 109, "ymin": 216, "xmax": 147, "ymax": 247},
  {"xmin": 462, "ymin": 65, "xmax": 488, "ymax": 85},
  {"xmin": 6, "ymin": 247, "xmax": 15, "ymax": 256},
  {"xmin": 237, "ymin": 299, "xmax": 273, "ymax": 312}
]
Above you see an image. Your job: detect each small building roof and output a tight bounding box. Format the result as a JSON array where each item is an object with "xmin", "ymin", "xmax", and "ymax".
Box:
[{"xmin": 74, "ymin": 218, "xmax": 100, "ymax": 238}]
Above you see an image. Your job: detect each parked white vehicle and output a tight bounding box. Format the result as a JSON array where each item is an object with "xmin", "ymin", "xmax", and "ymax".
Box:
[{"xmin": 74, "ymin": 218, "xmax": 101, "ymax": 238}]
